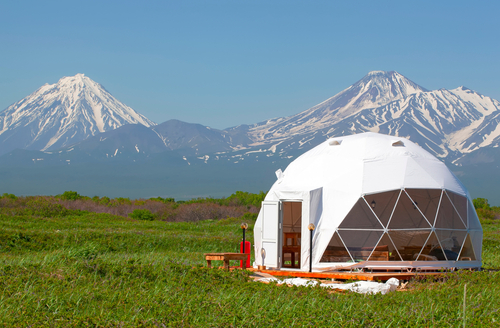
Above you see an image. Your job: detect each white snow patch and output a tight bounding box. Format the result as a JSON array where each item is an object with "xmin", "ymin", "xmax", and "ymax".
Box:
[
  {"xmin": 244, "ymin": 149, "xmax": 266, "ymax": 155},
  {"xmin": 299, "ymin": 136, "xmax": 315, "ymax": 147},
  {"xmin": 197, "ymin": 155, "xmax": 209, "ymax": 163}
]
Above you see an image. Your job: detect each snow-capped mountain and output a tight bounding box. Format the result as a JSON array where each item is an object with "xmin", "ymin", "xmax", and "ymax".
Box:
[
  {"xmin": 1, "ymin": 70, "xmax": 500, "ymax": 203},
  {"xmin": 240, "ymin": 71, "xmax": 500, "ymax": 163},
  {"xmin": 246, "ymin": 71, "xmax": 428, "ymax": 143},
  {"xmin": 0, "ymin": 74, "xmax": 154, "ymax": 155}
]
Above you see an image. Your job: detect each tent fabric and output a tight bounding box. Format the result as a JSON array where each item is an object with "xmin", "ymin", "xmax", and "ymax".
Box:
[{"xmin": 253, "ymin": 132, "xmax": 482, "ymax": 271}]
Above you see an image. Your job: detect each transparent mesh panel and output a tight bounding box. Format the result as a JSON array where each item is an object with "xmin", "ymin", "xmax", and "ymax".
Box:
[
  {"xmin": 368, "ymin": 233, "xmax": 401, "ymax": 261},
  {"xmin": 388, "ymin": 230, "xmax": 430, "ymax": 261},
  {"xmin": 467, "ymin": 199, "xmax": 482, "ymax": 230},
  {"xmin": 387, "ymin": 191, "xmax": 431, "ymax": 229},
  {"xmin": 435, "ymin": 192, "xmax": 467, "ymax": 229},
  {"xmin": 406, "ymin": 189, "xmax": 441, "ymax": 227},
  {"xmin": 418, "ymin": 232, "xmax": 447, "ymax": 261},
  {"xmin": 320, "ymin": 232, "xmax": 351, "ymax": 263},
  {"xmin": 364, "ymin": 190, "xmax": 400, "ymax": 228},
  {"xmin": 459, "ymin": 234, "xmax": 477, "ymax": 261},
  {"xmin": 339, "ymin": 198, "xmax": 383, "ymax": 229},
  {"xmin": 338, "ymin": 230, "xmax": 384, "ymax": 261},
  {"xmin": 469, "ymin": 230, "xmax": 483, "ymax": 262},
  {"xmin": 445, "ymin": 191, "xmax": 467, "ymax": 228},
  {"xmin": 435, "ymin": 230, "xmax": 467, "ymax": 261}
]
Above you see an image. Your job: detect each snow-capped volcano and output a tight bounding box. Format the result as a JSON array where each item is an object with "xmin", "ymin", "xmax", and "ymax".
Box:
[
  {"xmin": 247, "ymin": 71, "xmax": 428, "ymax": 143},
  {"xmin": 0, "ymin": 74, "xmax": 154, "ymax": 155},
  {"xmin": 243, "ymin": 71, "xmax": 500, "ymax": 162}
]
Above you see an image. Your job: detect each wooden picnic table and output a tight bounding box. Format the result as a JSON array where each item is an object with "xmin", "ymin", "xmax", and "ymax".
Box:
[{"xmin": 204, "ymin": 253, "xmax": 249, "ymax": 270}]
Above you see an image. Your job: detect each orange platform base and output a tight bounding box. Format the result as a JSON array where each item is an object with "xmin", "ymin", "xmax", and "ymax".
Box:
[{"xmin": 247, "ymin": 268, "xmax": 446, "ymax": 281}]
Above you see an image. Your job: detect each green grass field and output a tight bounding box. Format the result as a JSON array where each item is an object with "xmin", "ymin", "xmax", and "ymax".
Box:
[{"xmin": 1, "ymin": 195, "xmax": 499, "ymax": 327}]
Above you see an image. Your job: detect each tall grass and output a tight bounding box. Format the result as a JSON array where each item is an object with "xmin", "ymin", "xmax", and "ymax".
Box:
[{"xmin": 0, "ymin": 193, "xmax": 499, "ymax": 326}]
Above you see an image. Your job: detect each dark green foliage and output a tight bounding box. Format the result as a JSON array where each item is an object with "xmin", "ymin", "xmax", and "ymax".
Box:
[
  {"xmin": 25, "ymin": 197, "xmax": 72, "ymax": 217},
  {"xmin": 241, "ymin": 211, "xmax": 258, "ymax": 221},
  {"xmin": 98, "ymin": 196, "xmax": 111, "ymax": 205},
  {"xmin": 129, "ymin": 209, "xmax": 155, "ymax": 221},
  {"xmin": 1, "ymin": 193, "xmax": 17, "ymax": 200},
  {"xmin": 180, "ymin": 190, "xmax": 267, "ymax": 208},
  {"xmin": 116, "ymin": 197, "xmax": 132, "ymax": 205},
  {"xmin": 149, "ymin": 196, "xmax": 175, "ymax": 203},
  {"xmin": 58, "ymin": 190, "xmax": 83, "ymax": 201},
  {"xmin": 473, "ymin": 197, "xmax": 489, "ymax": 209},
  {"xmin": 226, "ymin": 190, "xmax": 267, "ymax": 207},
  {"xmin": 473, "ymin": 198, "xmax": 500, "ymax": 220}
]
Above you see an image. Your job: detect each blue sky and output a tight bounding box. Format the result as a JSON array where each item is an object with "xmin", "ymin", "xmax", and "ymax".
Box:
[{"xmin": 1, "ymin": 1, "xmax": 499, "ymax": 129}]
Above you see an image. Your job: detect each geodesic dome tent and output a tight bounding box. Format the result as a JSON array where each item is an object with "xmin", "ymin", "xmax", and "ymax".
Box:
[{"xmin": 253, "ymin": 132, "xmax": 482, "ymax": 271}]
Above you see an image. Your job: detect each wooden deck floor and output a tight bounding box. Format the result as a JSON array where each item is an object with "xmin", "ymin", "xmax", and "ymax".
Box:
[{"xmin": 246, "ymin": 268, "xmax": 446, "ymax": 281}]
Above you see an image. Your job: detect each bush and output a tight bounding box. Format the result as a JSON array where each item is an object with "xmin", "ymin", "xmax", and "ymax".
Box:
[
  {"xmin": 59, "ymin": 191, "xmax": 83, "ymax": 201},
  {"xmin": 473, "ymin": 198, "xmax": 500, "ymax": 220},
  {"xmin": 1, "ymin": 193, "xmax": 17, "ymax": 200},
  {"xmin": 226, "ymin": 190, "xmax": 267, "ymax": 207},
  {"xmin": 149, "ymin": 197, "xmax": 175, "ymax": 203},
  {"xmin": 25, "ymin": 197, "xmax": 71, "ymax": 217},
  {"xmin": 98, "ymin": 196, "xmax": 111, "ymax": 205},
  {"xmin": 473, "ymin": 198, "xmax": 489, "ymax": 210},
  {"xmin": 129, "ymin": 209, "xmax": 155, "ymax": 221}
]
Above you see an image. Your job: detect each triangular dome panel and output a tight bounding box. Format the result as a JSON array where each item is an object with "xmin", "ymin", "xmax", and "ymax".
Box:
[
  {"xmin": 388, "ymin": 190, "xmax": 431, "ymax": 229},
  {"xmin": 445, "ymin": 190, "xmax": 467, "ymax": 228},
  {"xmin": 418, "ymin": 232, "xmax": 447, "ymax": 261},
  {"xmin": 458, "ymin": 234, "xmax": 477, "ymax": 261},
  {"xmin": 402, "ymin": 158, "xmax": 444, "ymax": 189},
  {"xmin": 388, "ymin": 230, "xmax": 431, "ymax": 261},
  {"xmin": 337, "ymin": 230, "xmax": 384, "ymax": 261},
  {"xmin": 435, "ymin": 192, "xmax": 467, "ymax": 229},
  {"xmin": 362, "ymin": 158, "xmax": 407, "ymax": 194},
  {"xmin": 435, "ymin": 229, "xmax": 467, "ymax": 261},
  {"xmin": 320, "ymin": 232, "xmax": 351, "ymax": 262},
  {"xmin": 467, "ymin": 200, "xmax": 482, "ymax": 231},
  {"xmin": 405, "ymin": 188, "xmax": 441, "ymax": 227},
  {"xmin": 469, "ymin": 230, "xmax": 483, "ymax": 262},
  {"xmin": 364, "ymin": 190, "xmax": 400, "ymax": 228},
  {"xmin": 369, "ymin": 233, "xmax": 401, "ymax": 261},
  {"xmin": 338, "ymin": 198, "xmax": 383, "ymax": 229}
]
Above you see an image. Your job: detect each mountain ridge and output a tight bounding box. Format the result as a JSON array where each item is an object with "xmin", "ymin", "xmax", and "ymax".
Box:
[{"xmin": 2, "ymin": 71, "xmax": 500, "ymax": 202}]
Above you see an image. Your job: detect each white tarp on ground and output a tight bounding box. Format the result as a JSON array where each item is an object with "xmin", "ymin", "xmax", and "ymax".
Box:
[
  {"xmin": 253, "ymin": 132, "xmax": 482, "ymax": 271},
  {"xmin": 255, "ymin": 277, "xmax": 400, "ymax": 295}
]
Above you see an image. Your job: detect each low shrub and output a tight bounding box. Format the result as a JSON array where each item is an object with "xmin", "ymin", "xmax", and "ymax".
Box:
[
  {"xmin": 58, "ymin": 190, "xmax": 83, "ymax": 201},
  {"xmin": 25, "ymin": 197, "xmax": 71, "ymax": 217},
  {"xmin": 1, "ymin": 193, "xmax": 17, "ymax": 200},
  {"xmin": 129, "ymin": 209, "xmax": 155, "ymax": 221}
]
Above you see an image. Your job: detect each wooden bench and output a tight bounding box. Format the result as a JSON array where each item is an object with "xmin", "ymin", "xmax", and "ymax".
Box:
[{"xmin": 204, "ymin": 253, "xmax": 249, "ymax": 270}]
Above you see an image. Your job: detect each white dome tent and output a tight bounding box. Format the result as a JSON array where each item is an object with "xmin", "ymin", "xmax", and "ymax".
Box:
[{"xmin": 253, "ymin": 132, "xmax": 482, "ymax": 271}]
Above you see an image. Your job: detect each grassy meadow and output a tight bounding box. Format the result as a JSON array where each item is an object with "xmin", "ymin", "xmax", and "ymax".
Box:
[{"xmin": 0, "ymin": 193, "xmax": 499, "ymax": 327}]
